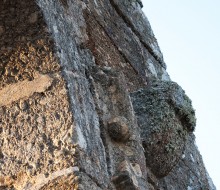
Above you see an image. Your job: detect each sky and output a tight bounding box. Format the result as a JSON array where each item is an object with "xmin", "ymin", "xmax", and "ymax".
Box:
[{"xmin": 142, "ymin": 0, "xmax": 220, "ymax": 189}]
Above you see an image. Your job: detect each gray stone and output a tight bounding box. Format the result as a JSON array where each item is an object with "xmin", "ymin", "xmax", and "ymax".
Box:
[
  {"xmin": 131, "ymin": 80, "xmax": 196, "ymax": 177},
  {"xmin": 0, "ymin": 0, "xmax": 215, "ymax": 189}
]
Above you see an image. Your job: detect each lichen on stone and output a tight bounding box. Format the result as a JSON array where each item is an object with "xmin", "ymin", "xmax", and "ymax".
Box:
[{"xmin": 130, "ymin": 80, "xmax": 196, "ymax": 177}]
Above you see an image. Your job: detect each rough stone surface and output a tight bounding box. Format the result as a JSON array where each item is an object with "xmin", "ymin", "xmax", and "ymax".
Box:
[
  {"xmin": 0, "ymin": 73, "xmax": 53, "ymax": 106},
  {"xmin": 130, "ymin": 80, "xmax": 196, "ymax": 177},
  {"xmin": 107, "ymin": 116, "xmax": 131, "ymax": 142},
  {"xmin": 158, "ymin": 134, "xmax": 216, "ymax": 190},
  {"xmin": 88, "ymin": 66, "xmax": 148, "ymax": 189},
  {"xmin": 110, "ymin": 0, "xmax": 165, "ymax": 67},
  {"xmin": 0, "ymin": 0, "xmax": 215, "ymax": 189}
]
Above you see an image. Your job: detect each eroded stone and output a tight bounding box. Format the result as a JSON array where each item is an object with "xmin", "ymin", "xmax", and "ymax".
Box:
[
  {"xmin": 0, "ymin": 73, "xmax": 53, "ymax": 107},
  {"xmin": 0, "ymin": 0, "xmax": 215, "ymax": 189},
  {"xmin": 112, "ymin": 160, "xmax": 140, "ymax": 190},
  {"xmin": 131, "ymin": 80, "xmax": 196, "ymax": 177},
  {"xmin": 108, "ymin": 117, "xmax": 131, "ymax": 142}
]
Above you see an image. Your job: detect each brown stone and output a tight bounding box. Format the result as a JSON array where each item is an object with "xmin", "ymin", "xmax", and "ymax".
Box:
[
  {"xmin": 28, "ymin": 12, "xmax": 38, "ymax": 23},
  {"xmin": 0, "ymin": 73, "xmax": 53, "ymax": 106},
  {"xmin": 0, "ymin": 26, "xmax": 4, "ymax": 35},
  {"xmin": 108, "ymin": 117, "xmax": 131, "ymax": 142},
  {"xmin": 0, "ymin": 0, "xmax": 215, "ymax": 189}
]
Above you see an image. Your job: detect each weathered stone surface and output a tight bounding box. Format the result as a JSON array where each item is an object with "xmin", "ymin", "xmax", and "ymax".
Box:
[
  {"xmin": 83, "ymin": 0, "xmax": 169, "ymax": 82},
  {"xmin": 0, "ymin": 1, "xmax": 82, "ymax": 189},
  {"xmin": 159, "ymin": 134, "xmax": 216, "ymax": 190},
  {"xmin": 83, "ymin": 10, "xmax": 146, "ymax": 92},
  {"xmin": 88, "ymin": 66, "xmax": 148, "ymax": 189},
  {"xmin": 0, "ymin": 0, "xmax": 215, "ymax": 189},
  {"xmin": 111, "ymin": 0, "xmax": 165, "ymax": 68},
  {"xmin": 112, "ymin": 160, "xmax": 146, "ymax": 190},
  {"xmin": 130, "ymin": 80, "xmax": 196, "ymax": 177},
  {"xmin": 107, "ymin": 117, "xmax": 131, "ymax": 142},
  {"xmin": 0, "ymin": 73, "xmax": 53, "ymax": 106}
]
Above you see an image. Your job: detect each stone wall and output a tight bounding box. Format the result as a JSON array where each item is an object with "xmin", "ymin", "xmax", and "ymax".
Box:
[{"xmin": 0, "ymin": 0, "xmax": 215, "ymax": 189}]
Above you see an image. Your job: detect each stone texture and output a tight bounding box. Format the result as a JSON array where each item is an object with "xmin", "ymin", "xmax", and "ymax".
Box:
[
  {"xmin": 107, "ymin": 117, "xmax": 131, "ymax": 142},
  {"xmin": 112, "ymin": 160, "xmax": 143, "ymax": 190},
  {"xmin": 159, "ymin": 134, "xmax": 216, "ymax": 190},
  {"xmin": 130, "ymin": 80, "xmax": 196, "ymax": 177},
  {"xmin": 0, "ymin": 73, "xmax": 53, "ymax": 106},
  {"xmin": 0, "ymin": 1, "xmax": 79, "ymax": 189},
  {"xmin": 88, "ymin": 66, "xmax": 148, "ymax": 189},
  {"xmin": 110, "ymin": 0, "xmax": 165, "ymax": 67},
  {"xmin": 0, "ymin": 0, "xmax": 215, "ymax": 189}
]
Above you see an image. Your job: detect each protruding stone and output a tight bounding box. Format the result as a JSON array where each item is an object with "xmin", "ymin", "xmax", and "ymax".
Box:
[
  {"xmin": 0, "ymin": 73, "xmax": 53, "ymax": 106},
  {"xmin": 108, "ymin": 117, "xmax": 131, "ymax": 142},
  {"xmin": 130, "ymin": 80, "xmax": 196, "ymax": 177},
  {"xmin": 28, "ymin": 12, "xmax": 38, "ymax": 23},
  {"xmin": 112, "ymin": 160, "xmax": 140, "ymax": 190},
  {"xmin": 0, "ymin": 0, "xmax": 215, "ymax": 189}
]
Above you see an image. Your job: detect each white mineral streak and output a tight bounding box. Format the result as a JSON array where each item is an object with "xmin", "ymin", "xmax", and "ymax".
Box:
[
  {"xmin": 0, "ymin": 73, "xmax": 53, "ymax": 106},
  {"xmin": 25, "ymin": 167, "xmax": 79, "ymax": 190},
  {"xmin": 147, "ymin": 59, "xmax": 158, "ymax": 77}
]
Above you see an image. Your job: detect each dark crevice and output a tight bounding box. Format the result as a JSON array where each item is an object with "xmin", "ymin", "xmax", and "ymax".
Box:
[
  {"xmin": 82, "ymin": 10, "xmax": 99, "ymax": 66},
  {"xmin": 98, "ymin": 119, "xmax": 113, "ymax": 177},
  {"xmin": 109, "ymin": 0, "xmax": 166, "ymax": 69}
]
